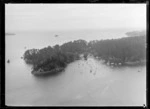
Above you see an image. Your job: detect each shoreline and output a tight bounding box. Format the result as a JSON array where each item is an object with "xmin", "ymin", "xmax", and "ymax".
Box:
[
  {"xmin": 31, "ymin": 56, "xmax": 146, "ymax": 76},
  {"xmin": 31, "ymin": 67, "xmax": 65, "ymax": 76}
]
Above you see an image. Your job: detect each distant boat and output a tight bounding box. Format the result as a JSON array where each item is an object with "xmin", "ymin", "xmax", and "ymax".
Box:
[
  {"xmin": 55, "ymin": 35, "xmax": 59, "ymax": 37},
  {"xmin": 90, "ymin": 70, "xmax": 92, "ymax": 73},
  {"xmin": 7, "ymin": 59, "xmax": 10, "ymax": 63}
]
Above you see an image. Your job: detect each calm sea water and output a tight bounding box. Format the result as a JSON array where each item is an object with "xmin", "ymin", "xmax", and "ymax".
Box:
[{"xmin": 5, "ymin": 29, "xmax": 146, "ymax": 106}]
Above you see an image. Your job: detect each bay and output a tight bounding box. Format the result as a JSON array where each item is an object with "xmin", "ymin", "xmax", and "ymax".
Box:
[{"xmin": 5, "ymin": 29, "xmax": 146, "ymax": 106}]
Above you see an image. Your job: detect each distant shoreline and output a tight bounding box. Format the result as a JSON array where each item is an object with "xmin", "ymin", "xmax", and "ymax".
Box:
[{"xmin": 5, "ymin": 33, "xmax": 15, "ymax": 35}]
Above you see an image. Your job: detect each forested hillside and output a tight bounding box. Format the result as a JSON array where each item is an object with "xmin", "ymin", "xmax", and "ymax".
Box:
[{"xmin": 24, "ymin": 32, "xmax": 146, "ymax": 75}]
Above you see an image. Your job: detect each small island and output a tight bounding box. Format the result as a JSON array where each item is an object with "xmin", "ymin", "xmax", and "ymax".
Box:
[{"xmin": 23, "ymin": 31, "xmax": 146, "ymax": 76}]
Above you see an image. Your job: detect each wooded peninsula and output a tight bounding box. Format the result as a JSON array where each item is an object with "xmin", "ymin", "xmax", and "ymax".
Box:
[{"xmin": 23, "ymin": 31, "xmax": 146, "ymax": 76}]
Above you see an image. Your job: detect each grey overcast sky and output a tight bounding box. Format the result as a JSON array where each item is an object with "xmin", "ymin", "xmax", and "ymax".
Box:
[{"xmin": 6, "ymin": 4, "xmax": 146, "ymax": 32}]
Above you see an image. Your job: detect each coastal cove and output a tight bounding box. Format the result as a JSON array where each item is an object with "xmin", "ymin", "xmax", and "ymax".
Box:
[
  {"xmin": 5, "ymin": 3, "xmax": 146, "ymax": 106},
  {"xmin": 23, "ymin": 31, "xmax": 146, "ymax": 76},
  {"xmin": 29, "ymin": 54, "xmax": 146, "ymax": 76},
  {"xmin": 6, "ymin": 30, "xmax": 146, "ymax": 106},
  {"xmin": 6, "ymin": 55, "xmax": 146, "ymax": 106}
]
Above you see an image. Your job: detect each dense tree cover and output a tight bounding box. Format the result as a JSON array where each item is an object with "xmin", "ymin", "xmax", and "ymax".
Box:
[
  {"xmin": 88, "ymin": 35, "xmax": 146, "ymax": 64},
  {"xmin": 24, "ymin": 40, "xmax": 86, "ymax": 72},
  {"xmin": 24, "ymin": 34, "xmax": 146, "ymax": 74},
  {"xmin": 60, "ymin": 39, "xmax": 88, "ymax": 54}
]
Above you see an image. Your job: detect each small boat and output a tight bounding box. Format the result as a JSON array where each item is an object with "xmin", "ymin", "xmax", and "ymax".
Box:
[
  {"xmin": 55, "ymin": 35, "xmax": 59, "ymax": 37},
  {"xmin": 7, "ymin": 59, "xmax": 10, "ymax": 63},
  {"xmin": 90, "ymin": 70, "xmax": 92, "ymax": 73}
]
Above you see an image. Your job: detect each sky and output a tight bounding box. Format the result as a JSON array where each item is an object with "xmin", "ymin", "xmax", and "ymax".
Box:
[{"xmin": 5, "ymin": 4, "xmax": 146, "ymax": 32}]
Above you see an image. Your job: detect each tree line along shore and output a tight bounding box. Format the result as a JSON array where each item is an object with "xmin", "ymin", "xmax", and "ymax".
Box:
[{"xmin": 23, "ymin": 32, "xmax": 146, "ymax": 76}]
